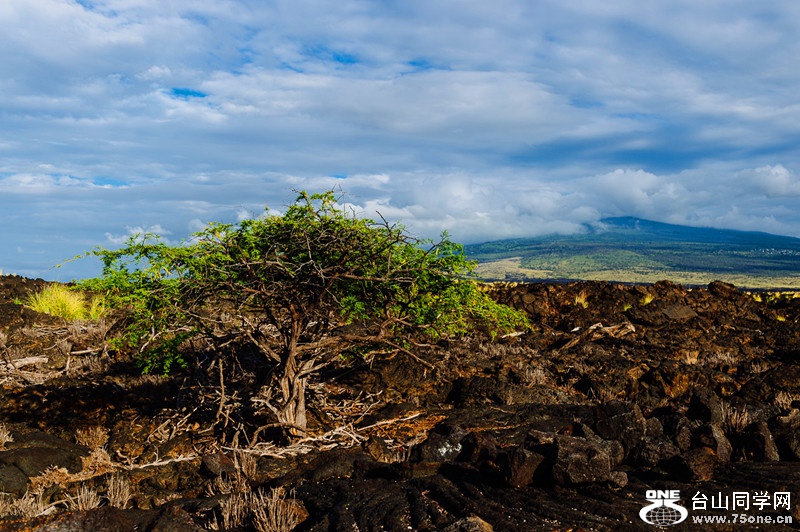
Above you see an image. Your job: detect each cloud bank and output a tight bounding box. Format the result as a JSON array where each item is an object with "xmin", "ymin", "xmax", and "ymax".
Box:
[{"xmin": 2, "ymin": 1, "xmax": 800, "ymax": 279}]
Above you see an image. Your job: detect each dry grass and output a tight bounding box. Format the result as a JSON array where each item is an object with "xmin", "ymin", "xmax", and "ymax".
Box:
[
  {"xmin": 523, "ymin": 366, "xmax": 550, "ymax": 387},
  {"xmin": 67, "ymin": 485, "xmax": 101, "ymax": 511},
  {"xmin": 775, "ymin": 390, "xmax": 800, "ymax": 410},
  {"xmin": 75, "ymin": 426, "xmax": 109, "ymax": 450},
  {"xmin": 208, "ymin": 488, "xmax": 300, "ymax": 532},
  {"xmin": 235, "ymin": 450, "xmax": 259, "ymax": 481},
  {"xmin": 7, "ymin": 488, "xmax": 47, "ymax": 518},
  {"xmin": 219, "ymin": 492, "xmax": 250, "ymax": 529},
  {"xmin": 252, "ymin": 487, "xmax": 301, "ymax": 532},
  {"xmin": 702, "ymin": 350, "xmax": 738, "ymax": 367},
  {"xmin": 721, "ymin": 403, "xmax": 751, "ymax": 434},
  {"xmin": 749, "ymin": 361, "xmax": 770, "ymax": 374},
  {"xmin": 105, "ymin": 475, "xmax": 132, "ymax": 509},
  {"xmin": 0, "ymin": 423, "xmax": 13, "ymax": 449},
  {"xmin": 680, "ymin": 350, "xmax": 700, "ymax": 365},
  {"xmin": 0, "ymin": 494, "xmax": 13, "ymax": 518}
]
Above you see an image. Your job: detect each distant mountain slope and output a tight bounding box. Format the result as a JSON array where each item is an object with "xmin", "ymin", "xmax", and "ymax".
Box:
[{"xmin": 465, "ymin": 217, "xmax": 800, "ymax": 288}]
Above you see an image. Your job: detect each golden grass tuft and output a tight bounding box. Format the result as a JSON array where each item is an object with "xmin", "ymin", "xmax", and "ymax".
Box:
[
  {"xmin": 0, "ymin": 423, "xmax": 13, "ymax": 449},
  {"xmin": 67, "ymin": 485, "xmax": 101, "ymax": 512},
  {"xmin": 24, "ymin": 284, "xmax": 106, "ymax": 321},
  {"xmin": 105, "ymin": 475, "xmax": 132, "ymax": 509},
  {"xmin": 252, "ymin": 488, "xmax": 301, "ymax": 532},
  {"xmin": 75, "ymin": 426, "xmax": 109, "ymax": 450}
]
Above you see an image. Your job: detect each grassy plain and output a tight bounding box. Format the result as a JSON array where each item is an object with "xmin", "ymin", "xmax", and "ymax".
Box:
[{"xmin": 466, "ymin": 217, "xmax": 800, "ymax": 290}]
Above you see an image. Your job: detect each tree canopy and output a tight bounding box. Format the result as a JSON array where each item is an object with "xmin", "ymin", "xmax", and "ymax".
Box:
[{"xmin": 81, "ymin": 191, "xmax": 530, "ymax": 434}]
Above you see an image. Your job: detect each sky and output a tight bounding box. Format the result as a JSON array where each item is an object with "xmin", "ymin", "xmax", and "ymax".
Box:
[{"xmin": 3, "ymin": 0, "xmax": 800, "ymax": 280}]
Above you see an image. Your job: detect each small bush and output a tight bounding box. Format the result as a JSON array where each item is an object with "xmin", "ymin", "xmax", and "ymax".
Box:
[{"xmin": 24, "ymin": 284, "xmax": 105, "ymax": 321}]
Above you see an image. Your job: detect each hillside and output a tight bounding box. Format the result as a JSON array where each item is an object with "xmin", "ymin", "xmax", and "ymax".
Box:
[{"xmin": 465, "ymin": 217, "xmax": 800, "ymax": 289}]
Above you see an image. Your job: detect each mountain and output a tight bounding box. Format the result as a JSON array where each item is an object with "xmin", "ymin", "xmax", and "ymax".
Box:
[{"xmin": 464, "ymin": 217, "xmax": 800, "ymax": 288}]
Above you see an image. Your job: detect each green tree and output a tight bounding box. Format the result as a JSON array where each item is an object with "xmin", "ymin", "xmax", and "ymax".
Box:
[{"xmin": 81, "ymin": 191, "xmax": 529, "ymax": 435}]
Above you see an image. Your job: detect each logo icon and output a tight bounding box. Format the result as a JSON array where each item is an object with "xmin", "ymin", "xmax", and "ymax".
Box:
[{"xmin": 640, "ymin": 490, "xmax": 689, "ymax": 526}]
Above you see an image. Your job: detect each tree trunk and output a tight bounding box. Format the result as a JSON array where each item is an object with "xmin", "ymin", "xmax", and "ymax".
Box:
[{"xmin": 277, "ymin": 361, "xmax": 307, "ymax": 437}]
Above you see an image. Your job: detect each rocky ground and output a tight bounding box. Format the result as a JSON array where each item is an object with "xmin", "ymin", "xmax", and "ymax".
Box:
[{"xmin": 0, "ymin": 275, "xmax": 799, "ymax": 531}]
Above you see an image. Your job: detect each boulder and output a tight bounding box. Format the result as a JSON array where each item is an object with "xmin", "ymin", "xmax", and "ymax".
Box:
[
  {"xmin": 662, "ymin": 447, "xmax": 717, "ymax": 481},
  {"xmin": 499, "ymin": 446, "xmax": 545, "ymax": 488},
  {"xmin": 686, "ymin": 388, "xmax": 724, "ymax": 424},
  {"xmin": 0, "ymin": 462, "xmax": 30, "ymax": 497},
  {"xmin": 200, "ymin": 451, "xmax": 236, "ymax": 478},
  {"xmin": 736, "ymin": 421, "xmax": 780, "ymax": 462},
  {"xmin": 692, "ymin": 423, "xmax": 732, "ymax": 464},
  {"xmin": 550, "ymin": 434, "xmax": 613, "ymax": 486},
  {"xmin": 593, "ymin": 400, "xmax": 647, "ymax": 457},
  {"xmin": 444, "ymin": 516, "xmax": 494, "ymax": 532},
  {"xmin": 633, "ymin": 437, "xmax": 681, "ymax": 468},
  {"xmin": 411, "ymin": 423, "xmax": 469, "ymax": 463}
]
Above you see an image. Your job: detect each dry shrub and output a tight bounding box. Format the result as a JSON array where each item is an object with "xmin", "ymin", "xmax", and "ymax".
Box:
[
  {"xmin": 28, "ymin": 466, "xmax": 72, "ymax": 492},
  {"xmin": 81, "ymin": 447, "xmax": 115, "ymax": 477},
  {"xmin": 68, "ymin": 355, "xmax": 109, "ymax": 376},
  {"xmin": 75, "ymin": 426, "xmax": 109, "ymax": 450}
]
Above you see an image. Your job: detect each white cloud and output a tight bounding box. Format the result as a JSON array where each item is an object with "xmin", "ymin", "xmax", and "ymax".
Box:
[
  {"xmin": 104, "ymin": 224, "xmax": 172, "ymax": 246},
  {"xmin": 752, "ymin": 165, "xmax": 800, "ymax": 196}
]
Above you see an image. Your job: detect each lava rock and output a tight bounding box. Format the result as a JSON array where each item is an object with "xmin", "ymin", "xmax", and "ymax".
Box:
[
  {"xmin": 411, "ymin": 423, "xmax": 469, "ymax": 463},
  {"xmin": 737, "ymin": 421, "xmax": 780, "ymax": 462},
  {"xmin": 0, "ymin": 462, "xmax": 30, "ymax": 497},
  {"xmin": 662, "ymin": 304, "xmax": 698, "ymax": 321},
  {"xmin": 499, "ymin": 446, "xmax": 545, "ymax": 488},
  {"xmin": 687, "ymin": 388, "xmax": 724, "ymax": 424},
  {"xmin": 1, "ymin": 505, "xmax": 204, "ymax": 532},
  {"xmin": 662, "ymin": 447, "xmax": 717, "ymax": 481},
  {"xmin": 593, "ymin": 400, "xmax": 647, "ymax": 457},
  {"xmin": 550, "ymin": 434, "xmax": 613, "ymax": 486},
  {"xmin": 692, "ymin": 423, "xmax": 732, "ymax": 464},
  {"xmin": 633, "ymin": 437, "xmax": 681, "ymax": 468},
  {"xmin": 200, "ymin": 451, "xmax": 236, "ymax": 478},
  {"xmin": 444, "ymin": 516, "xmax": 494, "ymax": 532}
]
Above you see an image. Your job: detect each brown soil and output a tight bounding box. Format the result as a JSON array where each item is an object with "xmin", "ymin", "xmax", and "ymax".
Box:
[{"xmin": 0, "ymin": 275, "xmax": 799, "ymax": 531}]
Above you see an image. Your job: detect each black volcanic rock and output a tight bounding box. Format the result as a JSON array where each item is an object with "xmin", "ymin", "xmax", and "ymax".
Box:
[{"xmin": 2, "ymin": 277, "xmax": 800, "ymax": 530}]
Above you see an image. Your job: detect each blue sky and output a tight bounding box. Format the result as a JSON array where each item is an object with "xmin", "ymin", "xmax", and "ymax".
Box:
[{"xmin": 3, "ymin": 1, "xmax": 800, "ymax": 280}]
